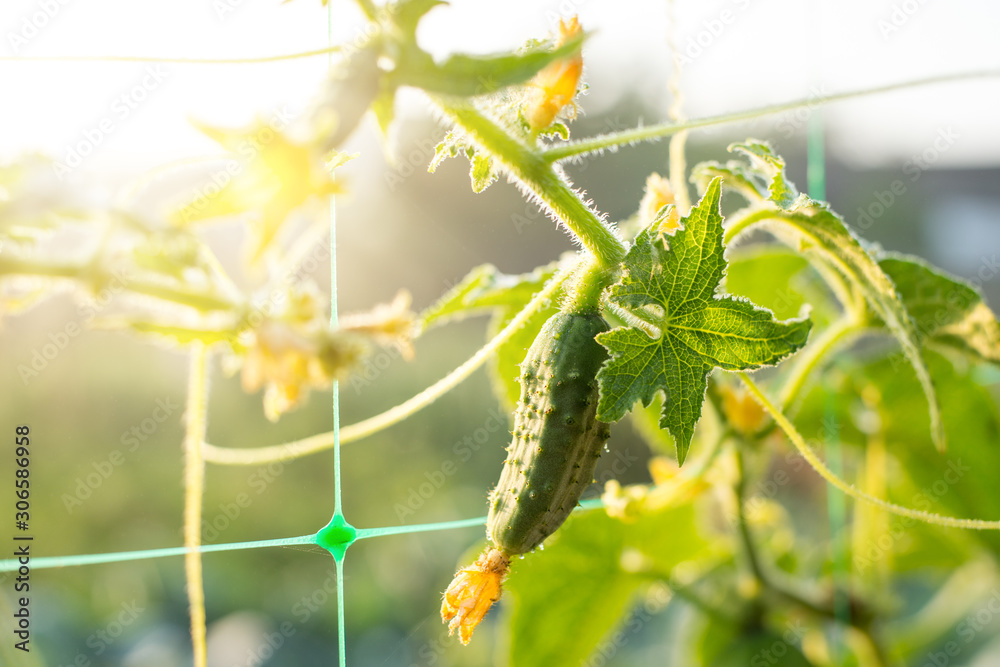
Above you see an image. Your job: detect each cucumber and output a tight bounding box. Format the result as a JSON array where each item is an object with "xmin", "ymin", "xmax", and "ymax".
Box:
[
  {"xmin": 442, "ymin": 308, "xmax": 612, "ymax": 645},
  {"xmin": 487, "ymin": 310, "xmax": 612, "ymax": 554}
]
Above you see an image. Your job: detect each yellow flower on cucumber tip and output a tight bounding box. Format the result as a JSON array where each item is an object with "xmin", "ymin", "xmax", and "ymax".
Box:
[{"xmin": 440, "ymin": 548, "xmax": 510, "ymax": 645}]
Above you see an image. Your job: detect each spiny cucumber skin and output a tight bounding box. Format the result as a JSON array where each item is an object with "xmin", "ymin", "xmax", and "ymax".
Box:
[{"xmin": 487, "ymin": 312, "xmax": 611, "ymax": 555}]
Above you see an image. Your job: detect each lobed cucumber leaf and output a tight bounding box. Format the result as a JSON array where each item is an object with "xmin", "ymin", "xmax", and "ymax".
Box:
[
  {"xmin": 595, "ymin": 179, "xmax": 812, "ymax": 464},
  {"xmin": 709, "ymin": 140, "xmax": 949, "ymax": 451}
]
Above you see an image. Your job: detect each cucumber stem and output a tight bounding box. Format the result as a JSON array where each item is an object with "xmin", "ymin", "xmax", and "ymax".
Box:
[
  {"xmin": 562, "ymin": 256, "xmax": 613, "ymax": 314},
  {"xmin": 432, "ymin": 97, "xmax": 627, "ymax": 269}
]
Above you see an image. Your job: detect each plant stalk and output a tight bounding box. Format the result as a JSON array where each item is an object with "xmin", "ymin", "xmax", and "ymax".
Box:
[
  {"xmin": 433, "ymin": 98, "xmax": 626, "ymax": 268},
  {"xmin": 183, "ymin": 343, "xmax": 210, "ymax": 667}
]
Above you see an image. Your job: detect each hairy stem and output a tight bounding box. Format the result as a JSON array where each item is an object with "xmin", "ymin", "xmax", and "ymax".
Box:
[
  {"xmin": 739, "ymin": 373, "xmax": 1000, "ymax": 530},
  {"xmin": 0, "ymin": 255, "xmax": 238, "ymax": 313},
  {"xmin": 433, "ymin": 98, "xmax": 626, "ymax": 268},
  {"xmin": 201, "ymin": 261, "xmax": 576, "ymax": 465},
  {"xmin": 0, "ymin": 46, "xmax": 343, "ymax": 65},
  {"xmin": 542, "ymin": 70, "xmax": 1000, "ymax": 162},
  {"xmin": 183, "ymin": 343, "xmax": 210, "ymax": 667},
  {"xmin": 722, "ymin": 207, "xmax": 773, "ymax": 246},
  {"xmin": 563, "ymin": 257, "xmax": 614, "ymax": 314}
]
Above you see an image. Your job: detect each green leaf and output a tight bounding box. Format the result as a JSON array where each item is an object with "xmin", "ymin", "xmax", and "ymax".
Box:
[
  {"xmin": 392, "ymin": 30, "xmax": 586, "ymax": 98},
  {"xmin": 418, "ymin": 263, "xmax": 498, "ymax": 329},
  {"xmin": 725, "ymin": 245, "xmax": 838, "ymax": 327},
  {"xmin": 936, "ymin": 302, "xmax": 1000, "ymax": 364},
  {"xmin": 721, "ymin": 139, "xmax": 947, "ymax": 452},
  {"xmin": 505, "ymin": 503, "xmax": 711, "ymax": 667},
  {"xmin": 470, "ymin": 151, "xmax": 497, "ymax": 193},
  {"xmin": 596, "ymin": 179, "xmax": 812, "ymax": 464},
  {"xmin": 419, "ymin": 262, "xmax": 558, "ymax": 329},
  {"xmin": 878, "ymin": 253, "xmax": 1000, "ymax": 364},
  {"xmin": 690, "ymin": 160, "xmax": 766, "ymax": 203},
  {"xmin": 729, "ymin": 140, "xmax": 802, "ymax": 208},
  {"xmin": 370, "ymin": 82, "xmax": 397, "ymax": 139},
  {"xmin": 427, "ymin": 130, "xmax": 462, "ymax": 173}
]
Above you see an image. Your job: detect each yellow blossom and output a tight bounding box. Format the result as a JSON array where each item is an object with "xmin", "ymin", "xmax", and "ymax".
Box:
[
  {"xmin": 602, "ymin": 479, "xmax": 650, "ymax": 522},
  {"xmin": 721, "ymin": 384, "xmax": 769, "ymax": 436},
  {"xmin": 441, "ymin": 548, "xmax": 510, "ymax": 645},
  {"xmin": 524, "ymin": 17, "xmax": 584, "ymax": 132},
  {"xmin": 639, "ymin": 173, "xmax": 681, "ymax": 235}
]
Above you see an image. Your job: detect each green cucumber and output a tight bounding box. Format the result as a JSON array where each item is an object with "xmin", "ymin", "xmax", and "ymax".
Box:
[{"xmin": 487, "ymin": 309, "xmax": 612, "ymax": 554}]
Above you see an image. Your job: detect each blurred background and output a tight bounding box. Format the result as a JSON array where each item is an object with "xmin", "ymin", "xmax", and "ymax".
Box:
[{"xmin": 2, "ymin": 0, "xmax": 999, "ymax": 665}]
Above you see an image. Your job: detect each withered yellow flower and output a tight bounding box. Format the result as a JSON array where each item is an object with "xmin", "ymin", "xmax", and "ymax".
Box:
[
  {"xmin": 524, "ymin": 17, "xmax": 584, "ymax": 132},
  {"xmin": 339, "ymin": 290, "xmax": 416, "ymax": 360},
  {"xmin": 639, "ymin": 173, "xmax": 681, "ymax": 234},
  {"xmin": 721, "ymin": 384, "xmax": 769, "ymax": 436},
  {"xmin": 240, "ymin": 322, "xmax": 365, "ymax": 421},
  {"xmin": 441, "ymin": 548, "xmax": 510, "ymax": 645},
  {"xmin": 239, "ymin": 289, "xmax": 414, "ymax": 421}
]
